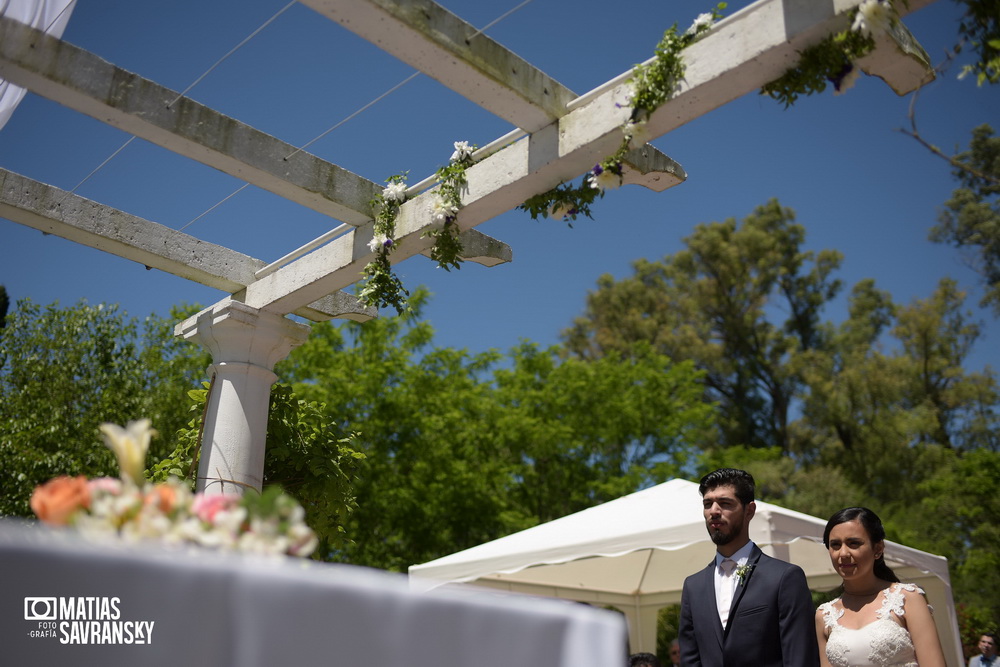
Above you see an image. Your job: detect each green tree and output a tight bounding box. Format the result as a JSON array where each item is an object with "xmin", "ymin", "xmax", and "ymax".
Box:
[
  {"xmin": 0, "ymin": 299, "xmax": 208, "ymax": 517},
  {"xmin": 279, "ymin": 289, "xmax": 522, "ymax": 570},
  {"xmin": 930, "ymin": 124, "xmax": 1000, "ymax": 313},
  {"xmin": 494, "ymin": 341, "xmax": 712, "ymax": 523},
  {"xmin": 893, "ymin": 278, "xmax": 999, "ymax": 451},
  {"xmin": 955, "ymin": 0, "xmax": 1000, "ymax": 86},
  {"xmin": 911, "ymin": 447, "xmax": 1000, "ymax": 630},
  {"xmin": 789, "ymin": 277, "xmax": 998, "ymax": 522},
  {"xmin": 563, "ymin": 199, "xmax": 842, "ymax": 453},
  {"xmin": 278, "ymin": 288, "xmax": 713, "ymax": 570}
]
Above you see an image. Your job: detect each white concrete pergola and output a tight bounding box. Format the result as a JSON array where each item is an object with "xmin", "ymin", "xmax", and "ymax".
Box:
[{"xmin": 0, "ymin": 0, "xmax": 937, "ymax": 495}]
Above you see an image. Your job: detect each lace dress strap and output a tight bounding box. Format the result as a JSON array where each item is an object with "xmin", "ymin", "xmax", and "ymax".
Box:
[
  {"xmin": 820, "ymin": 600, "xmax": 845, "ymax": 631},
  {"xmin": 878, "ymin": 583, "xmax": 923, "ymax": 619}
]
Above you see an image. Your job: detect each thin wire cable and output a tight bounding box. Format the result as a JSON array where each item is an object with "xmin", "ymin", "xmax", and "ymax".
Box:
[
  {"xmin": 283, "ymin": 71, "xmax": 421, "ymax": 162},
  {"xmin": 184, "ymin": 0, "xmax": 535, "ymax": 232},
  {"xmin": 467, "ymin": 0, "xmax": 533, "ymax": 40},
  {"xmin": 167, "ymin": 0, "xmax": 298, "ymax": 108},
  {"xmin": 43, "ymin": 0, "xmax": 76, "ymax": 34},
  {"xmin": 178, "ymin": 183, "xmax": 250, "ymax": 232},
  {"xmin": 54, "ymin": 2, "xmax": 295, "ymax": 203},
  {"xmin": 58, "ymin": 135, "xmax": 136, "ymax": 203},
  {"xmin": 285, "ymin": 0, "xmax": 535, "ymax": 162}
]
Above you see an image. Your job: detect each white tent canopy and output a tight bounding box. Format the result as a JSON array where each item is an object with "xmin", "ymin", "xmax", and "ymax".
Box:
[{"xmin": 410, "ymin": 479, "xmax": 963, "ymax": 667}]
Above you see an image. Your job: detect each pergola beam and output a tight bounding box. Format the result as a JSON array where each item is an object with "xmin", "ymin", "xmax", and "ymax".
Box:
[
  {"xmin": 242, "ymin": 0, "xmax": 936, "ymax": 315},
  {"xmin": 299, "ymin": 0, "xmax": 578, "ymax": 133},
  {"xmin": 0, "ymin": 168, "xmax": 375, "ymax": 322},
  {"xmin": 0, "ymin": 14, "xmax": 378, "ymax": 226}
]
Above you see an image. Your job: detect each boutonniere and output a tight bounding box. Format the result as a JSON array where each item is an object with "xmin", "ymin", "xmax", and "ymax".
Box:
[{"xmin": 735, "ymin": 564, "xmax": 754, "ymax": 585}]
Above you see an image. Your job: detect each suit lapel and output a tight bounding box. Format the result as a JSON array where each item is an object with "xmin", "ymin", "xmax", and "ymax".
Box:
[{"xmin": 723, "ymin": 545, "xmax": 763, "ymax": 640}]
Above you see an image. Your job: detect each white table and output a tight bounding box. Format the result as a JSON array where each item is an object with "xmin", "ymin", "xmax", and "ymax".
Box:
[{"xmin": 0, "ymin": 521, "xmax": 627, "ymax": 666}]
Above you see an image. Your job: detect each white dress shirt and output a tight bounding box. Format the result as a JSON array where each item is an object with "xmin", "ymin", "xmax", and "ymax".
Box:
[{"xmin": 715, "ymin": 541, "xmax": 754, "ymax": 628}]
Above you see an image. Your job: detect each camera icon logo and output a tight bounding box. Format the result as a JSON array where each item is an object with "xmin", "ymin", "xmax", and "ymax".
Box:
[{"xmin": 24, "ymin": 597, "xmax": 57, "ymax": 621}]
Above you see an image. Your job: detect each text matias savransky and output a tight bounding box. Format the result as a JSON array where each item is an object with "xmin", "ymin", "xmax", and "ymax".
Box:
[{"xmin": 24, "ymin": 596, "xmax": 155, "ymax": 645}]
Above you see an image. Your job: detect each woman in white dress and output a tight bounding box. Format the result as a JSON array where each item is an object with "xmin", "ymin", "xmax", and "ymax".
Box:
[{"xmin": 816, "ymin": 507, "xmax": 946, "ymax": 667}]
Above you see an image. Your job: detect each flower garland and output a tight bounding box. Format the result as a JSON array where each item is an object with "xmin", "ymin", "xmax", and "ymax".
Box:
[
  {"xmin": 358, "ymin": 173, "xmax": 410, "ymax": 314},
  {"xmin": 358, "ymin": 141, "xmax": 476, "ymax": 313},
  {"xmin": 424, "ymin": 140, "xmax": 475, "ymax": 271},
  {"xmin": 29, "ymin": 419, "xmax": 318, "ymax": 558},
  {"xmin": 760, "ymin": 0, "xmax": 896, "ymax": 105},
  {"xmin": 518, "ymin": 4, "xmax": 726, "ymax": 224}
]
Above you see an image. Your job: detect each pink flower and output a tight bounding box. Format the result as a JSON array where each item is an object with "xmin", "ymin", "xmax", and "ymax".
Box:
[
  {"xmin": 88, "ymin": 477, "xmax": 124, "ymax": 495},
  {"xmin": 192, "ymin": 494, "xmax": 240, "ymax": 524}
]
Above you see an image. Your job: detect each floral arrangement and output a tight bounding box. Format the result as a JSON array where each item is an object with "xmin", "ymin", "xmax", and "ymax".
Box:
[
  {"xmin": 424, "ymin": 140, "xmax": 475, "ymax": 272},
  {"xmin": 760, "ymin": 0, "xmax": 896, "ymax": 105},
  {"xmin": 735, "ymin": 563, "xmax": 754, "ymax": 585},
  {"xmin": 518, "ymin": 4, "xmax": 726, "ymax": 224},
  {"xmin": 29, "ymin": 419, "xmax": 318, "ymax": 557},
  {"xmin": 358, "ymin": 172, "xmax": 411, "ymax": 314},
  {"xmin": 358, "ymin": 141, "xmax": 476, "ymax": 313}
]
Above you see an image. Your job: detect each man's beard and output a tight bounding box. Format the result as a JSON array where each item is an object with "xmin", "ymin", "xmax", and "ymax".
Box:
[{"xmin": 708, "ymin": 524, "xmax": 738, "ymax": 545}]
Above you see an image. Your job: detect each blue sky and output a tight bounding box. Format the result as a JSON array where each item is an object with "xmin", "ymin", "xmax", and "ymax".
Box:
[{"xmin": 1, "ymin": 0, "xmax": 998, "ymax": 371}]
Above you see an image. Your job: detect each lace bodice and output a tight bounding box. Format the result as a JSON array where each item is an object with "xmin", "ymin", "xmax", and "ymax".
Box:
[{"xmin": 819, "ymin": 583, "xmax": 923, "ymax": 667}]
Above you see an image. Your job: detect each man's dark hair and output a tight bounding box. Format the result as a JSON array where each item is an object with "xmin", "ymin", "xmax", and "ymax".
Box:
[
  {"xmin": 698, "ymin": 468, "xmax": 755, "ymax": 506},
  {"xmin": 629, "ymin": 652, "xmax": 661, "ymax": 667}
]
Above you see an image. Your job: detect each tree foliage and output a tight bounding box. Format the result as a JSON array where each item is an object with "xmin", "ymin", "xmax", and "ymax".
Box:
[
  {"xmin": 930, "ymin": 124, "xmax": 1000, "ymax": 313},
  {"xmin": 564, "ymin": 199, "xmax": 842, "ymax": 453},
  {"xmin": 0, "ymin": 298, "xmax": 209, "ymax": 517},
  {"xmin": 276, "ymin": 288, "xmax": 713, "ymax": 571},
  {"xmin": 955, "ymin": 0, "xmax": 1000, "ymax": 86}
]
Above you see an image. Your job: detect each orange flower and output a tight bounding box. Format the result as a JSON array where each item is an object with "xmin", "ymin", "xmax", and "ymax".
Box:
[
  {"xmin": 30, "ymin": 476, "xmax": 91, "ymax": 525},
  {"xmin": 145, "ymin": 483, "xmax": 177, "ymax": 514}
]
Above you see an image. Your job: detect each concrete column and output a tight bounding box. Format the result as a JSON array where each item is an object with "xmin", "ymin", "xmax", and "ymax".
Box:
[{"xmin": 176, "ymin": 300, "xmax": 310, "ymax": 495}]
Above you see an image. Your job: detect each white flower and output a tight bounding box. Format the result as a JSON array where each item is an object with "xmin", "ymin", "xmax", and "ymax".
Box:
[
  {"xmin": 431, "ymin": 196, "xmax": 458, "ymax": 225},
  {"xmin": 368, "ymin": 233, "xmax": 391, "ymax": 253},
  {"xmin": 450, "ymin": 140, "xmax": 473, "ymax": 163},
  {"xmin": 834, "ymin": 66, "xmax": 861, "ymax": 95},
  {"xmin": 99, "ymin": 419, "xmax": 156, "ymax": 486},
  {"xmin": 382, "ymin": 181, "xmax": 407, "ymax": 203},
  {"xmin": 548, "ymin": 202, "xmax": 576, "ymax": 221},
  {"xmin": 685, "ymin": 12, "xmax": 715, "ymax": 36},
  {"xmin": 589, "ymin": 165, "xmax": 623, "ymax": 192},
  {"xmin": 623, "ymin": 120, "xmax": 649, "ymax": 148},
  {"xmin": 287, "ymin": 522, "xmax": 318, "ymax": 557},
  {"xmin": 212, "ymin": 506, "xmax": 248, "ymax": 536},
  {"xmin": 852, "ymin": 0, "xmax": 892, "ymax": 36}
]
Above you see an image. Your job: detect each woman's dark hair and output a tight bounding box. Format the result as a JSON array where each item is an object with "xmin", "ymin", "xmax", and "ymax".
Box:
[{"xmin": 823, "ymin": 507, "xmax": 899, "ymax": 583}]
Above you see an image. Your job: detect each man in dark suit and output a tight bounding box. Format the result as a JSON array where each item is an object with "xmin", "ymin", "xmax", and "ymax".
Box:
[{"xmin": 678, "ymin": 469, "xmax": 819, "ymax": 667}]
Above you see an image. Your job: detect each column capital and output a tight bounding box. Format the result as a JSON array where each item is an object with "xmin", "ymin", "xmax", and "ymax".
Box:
[{"xmin": 176, "ymin": 299, "xmax": 310, "ymax": 371}]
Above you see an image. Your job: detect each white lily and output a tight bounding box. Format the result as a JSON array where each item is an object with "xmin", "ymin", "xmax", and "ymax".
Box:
[{"xmin": 99, "ymin": 419, "xmax": 156, "ymax": 486}]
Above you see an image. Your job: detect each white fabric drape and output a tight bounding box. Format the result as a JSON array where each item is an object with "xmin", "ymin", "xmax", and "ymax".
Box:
[{"xmin": 0, "ymin": 0, "xmax": 76, "ymax": 131}]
